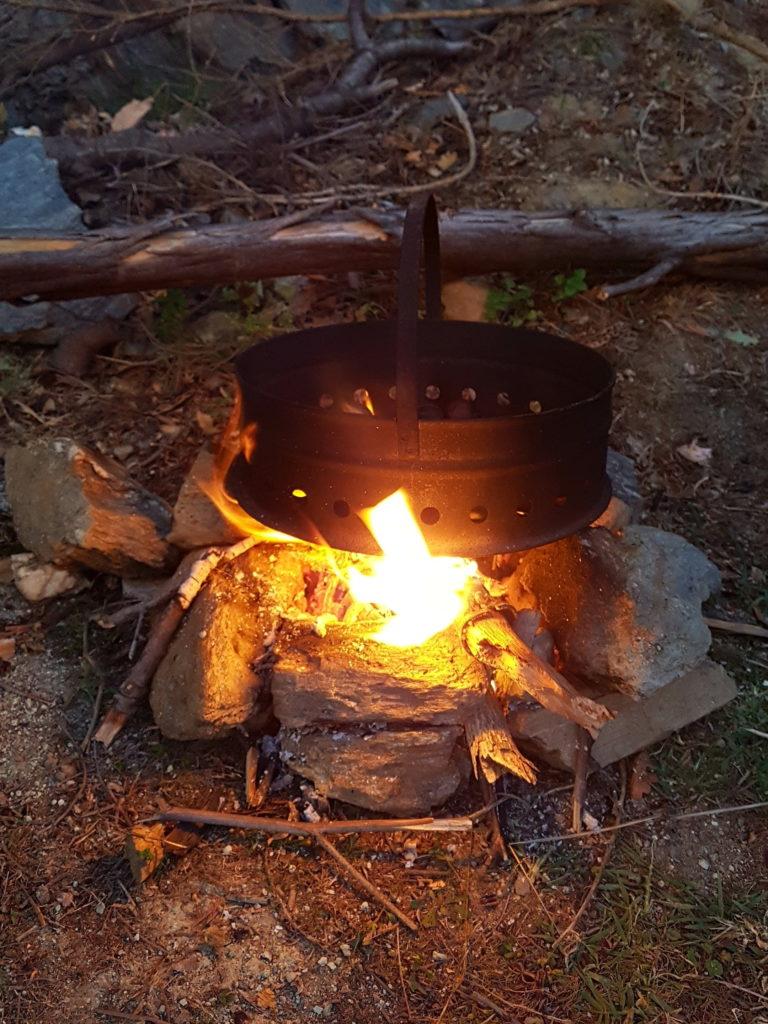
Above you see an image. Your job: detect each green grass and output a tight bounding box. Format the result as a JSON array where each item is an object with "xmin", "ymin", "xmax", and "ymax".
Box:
[
  {"xmin": 538, "ymin": 841, "xmax": 767, "ymax": 1022},
  {"xmin": 655, "ymin": 655, "xmax": 768, "ymax": 802}
]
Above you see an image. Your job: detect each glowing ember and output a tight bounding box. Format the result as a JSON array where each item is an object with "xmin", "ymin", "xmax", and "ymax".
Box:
[{"xmin": 348, "ymin": 489, "xmax": 476, "ymax": 647}]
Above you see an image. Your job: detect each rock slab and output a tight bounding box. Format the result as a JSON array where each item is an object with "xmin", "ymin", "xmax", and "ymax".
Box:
[
  {"xmin": 281, "ymin": 726, "xmax": 468, "ymax": 816},
  {"xmin": 168, "ymin": 448, "xmax": 246, "ymax": 550},
  {"xmin": 272, "ymin": 625, "xmax": 487, "ymax": 728},
  {"xmin": 4, "ymin": 438, "xmax": 173, "ymax": 576},
  {"xmin": 513, "ymin": 524, "xmax": 720, "ymax": 695},
  {"xmin": 508, "ymin": 659, "xmax": 736, "ymax": 771}
]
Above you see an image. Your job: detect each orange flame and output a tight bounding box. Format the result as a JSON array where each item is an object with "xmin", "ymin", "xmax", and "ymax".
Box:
[{"xmin": 348, "ymin": 489, "xmax": 476, "ymax": 647}]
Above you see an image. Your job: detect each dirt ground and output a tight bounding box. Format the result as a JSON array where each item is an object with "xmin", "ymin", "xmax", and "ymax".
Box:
[{"xmin": 1, "ymin": 3, "xmax": 768, "ymax": 1023}]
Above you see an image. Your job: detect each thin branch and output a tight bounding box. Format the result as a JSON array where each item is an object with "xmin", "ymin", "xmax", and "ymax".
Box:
[
  {"xmin": 145, "ymin": 806, "xmax": 474, "ymax": 834},
  {"xmin": 636, "ymin": 141, "xmax": 768, "ymax": 211},
  {"xmin": 315, "ymin": 833, "xmax": 417, "ymax": 931},
  {"xmin": 705, "ymin": 616, "xmax": 768, "ymax": 640},
  {"xmin": 597, "ymin": 256, "xmax": 682, "ymax": 299}
]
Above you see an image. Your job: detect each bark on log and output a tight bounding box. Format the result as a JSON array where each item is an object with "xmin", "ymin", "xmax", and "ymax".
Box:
[
  {"xmin": 463, "ymin": 609, "xmax": 613, "ymax": 736},
  {"xmin": 3, "ymin": 207, "xmax": 768, "ymax": 303}
]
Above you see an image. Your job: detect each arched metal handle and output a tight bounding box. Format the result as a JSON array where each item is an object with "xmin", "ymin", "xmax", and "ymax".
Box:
[{"xmin": 395, "ymin": 194, "xmax": 442, "ymax": 460}]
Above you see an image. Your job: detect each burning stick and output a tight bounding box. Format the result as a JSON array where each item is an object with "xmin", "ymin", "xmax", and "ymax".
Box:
[
  {"xmin": 93, "ymin": 536, "xmax": 258, "ymax": 746},
  {"xmin": 462, "ymin": 608, "xmax": 613, "ymax": 736}
]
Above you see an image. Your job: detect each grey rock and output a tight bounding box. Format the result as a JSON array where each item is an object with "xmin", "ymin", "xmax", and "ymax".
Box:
[
  {"xmin": 4, "ymin": 438, "xmax": 174, "ymax": 576},
  {"xmin": 607, "ymin": 448, "xmax": 643, "ymax": 520},
  {"xmin": 513, "ymin": 525, "xmax": 721, "ymax": 696},
  {"xmin": 168, "ymin": 449, "xmax": 247, "ymax": 551},
  {"xmin": 409, "ymin": 95, "xmax": 459, "ymax": 133},
  {"xmin": 488, "ymin": 107, "xmax": 536, "ymax": 134},
  {"xmin": 508, "ymin": 659, "xmax": 736, "ymax": 771},
  {"xmin": 0, "ymin": 136, "xmax": 137, "ymax": 338},
  {"xmin": 181, "ymin": 12, "xmax": 296, "ymax": 72},
  {"xmin": 0, "ymin": 136, "xmax": 82, "ymax": 231},
  {"xmin": 281, "ymin": 725, "xmax": 469, "ymax": 815}
]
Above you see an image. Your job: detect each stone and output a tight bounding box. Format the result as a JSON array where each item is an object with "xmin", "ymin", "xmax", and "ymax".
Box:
[
  {"xmin": 606, "ymin": 448, "xmax": 643, "ymax": 521},
  {"xmin": 4, "ymin": 438, "xmax": 174, "ymax": 576},
  {"xmin": 168, "ymin": 449, "xmax": 246, "ymax": 550},
  {"xmin": 0, "ymin": 136, "xmax": 82, "ymax": 231},
  {"xmin": 488, "ymin": 107, "xmax": 537, "ymax": 135},
  {"xmin": 150, "ymin": 543, "xmax": 310, "ymax": 740},
  {"xmin": 508, "ymin": 660, "xmax": 736, "ymax": 771},
  {"xmin": 591, "ymin": 659, "xmax": 737, "ymax": 766},
  {"xmin": 272, "ymin": 624, "xmax": 487, "ymax": 728},
  {"xmin": 11, "ymin": 553, "xmax": 88, "ymax": 602},
  {"xmin": 441, "ymin": 279, "xmax": 489, "ymax": 322},
  {"xmin": 512, "ymin": 525, "xmax": 721, "ymax": 696},
  {"xmin": 409, "ymin": 95, "xmax": 462, "ymax": 134},
  {"xmin": 0, "ymin": 136, "xmax": 137, "ymax": 339},
  {"xmin": 181, "ymin": 12, "xmax": 297, "ymax": 72},
  {"xmin": 281, "ymin": 725, "xmax": 468, "ymax": 815}
]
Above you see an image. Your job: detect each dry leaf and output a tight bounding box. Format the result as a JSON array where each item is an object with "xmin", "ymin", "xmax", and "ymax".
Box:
[
  {"xmin": 677, "ymin": 438, "xmax": 712, "ymax": 465},
  {"xmin": 404, "ymin": 149, "xmax": 423, "ymax": 165},
  {"xmin": 628, "ymin": 751, "xmax": 657, "ymax": 801},
  {"xmin": 436, "ymin": 150, "xmax": 458, "ymax": 171},
  {"xmin": 202, "ymin": 924, "xmax": 229, "ymax": 949},
  {"xmin": 111, "ymin": 97, "xmax": 154, "ymax": 133},
  {"xmin": 195, "ymin": 410, "xmax": 217, "ymax": 436},
  {"xmin": 256, "ymin": 987, "xmax": 277, "ymax": 1010},
  {"xmin": 0, "ymin": 637, "xmax": 15, "ymax": 661}
]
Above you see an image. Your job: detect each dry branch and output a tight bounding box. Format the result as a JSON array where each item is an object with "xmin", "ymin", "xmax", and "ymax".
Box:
[
  {"xmin": 463, "ymin": 609, "xmax": 613, "ymax": 736},
  {"xmin": 93, "ymin": 536, "xmax": 258, "ymax": 746},
  {"xmin": 146, "ymin": 807, "xmax": 474, "ymax": 834},
  {"xmin": 5, "ymin": 206, "xmax": 768, "ymax": 303}
]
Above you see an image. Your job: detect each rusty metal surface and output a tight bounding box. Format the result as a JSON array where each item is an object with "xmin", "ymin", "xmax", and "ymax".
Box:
[{"xmin": 227, "ymin": 196, "xmax": 614, "ymax": 557}]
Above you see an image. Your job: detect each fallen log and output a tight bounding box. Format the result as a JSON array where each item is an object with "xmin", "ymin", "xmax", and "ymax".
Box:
[
  {"xmin": 4, "ymin": 206, "xmax": 768, "ymax": 303},
  {"xmin": 462, "ymin": 608, "xmax": 613, "ymax": 736},
  {"xmin": 463, "ymin": 691, "xmax": 537, "ymax": 785}
]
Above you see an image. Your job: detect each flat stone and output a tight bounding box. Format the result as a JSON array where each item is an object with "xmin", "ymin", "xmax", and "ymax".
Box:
[
  {"xmin": 488, "ymin": 107, "xmax": 536, "ymax": 134},
  {"xmin": 281, "ymin": 725, "xmax": 468, "ymax": 815},
  {"xmin": 592, "ymin": 659, "xmax": 737, "ymax": 766},
  {"xmin": 168, "ymin": 449, "xmax": 247, "ymax": 550},
  {"xmin": 512, "ymin": 525, "xmax": 720, "ymax": 696},
  {"xmin": 4, "ymin": 438, "xmax": 174, "ymax": 576},
  {"xmin": 272, "ymin": 624, "xmax": 487, "ymax": 728},
  {"xmin": 508, "ymin": 659, "xmax": 736, "ymax": 771}
]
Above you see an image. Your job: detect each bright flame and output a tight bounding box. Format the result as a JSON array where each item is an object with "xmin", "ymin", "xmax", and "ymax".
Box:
[{"xmin": 347, "ymin": 489, "xmax": 476, "ymax": 647}]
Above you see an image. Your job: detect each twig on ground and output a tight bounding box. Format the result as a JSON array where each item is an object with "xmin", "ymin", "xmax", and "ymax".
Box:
[
  {"xmin": 636, "ymin": 140, "xmax": 768, "ymax": 211},
  {"xmin": 145, "ymin": 806, "xmax": 473, "ymax": 835},
  {"xmin": 554, "ymin": 761, "xmax": 627, "ymax": 949},
  {"xmin": 315, "ymin": 832, "xmax": 417, "ymax": 931},
  {"xmin": 659, "ymin": 0, "xmax": 768, "ymax": 65},
  {"xmin": 94, "ymin": 536, "xmax": 258, "ymax": 746},
  {"xmin": 262, "ymin": 849, "xmax": 325, "ymax": 949},
  {"xmin": 705, "ymin": 616, "xmax": 768, "ymax": 640},
  {"xmin": 81, "ymin": 621, "xmax": 106, "ymax": 750},
  {"xmin": 570, "ymin": 729, "xmax": 590, "ymax": 832},
  {"xmin": 509, "ymin": 800, "xmax": 768, "ymax": 846},
  {"xmin": 598, "ymin": 256, "xmax": 682, "ymax": 299},
  {"xmin": 396, "ymin": 928, "xmax": 412, "ymax": 1019}
]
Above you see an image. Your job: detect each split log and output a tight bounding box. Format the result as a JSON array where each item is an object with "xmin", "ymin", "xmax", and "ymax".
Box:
[
  {"xmin": 462, "ymin": 609, "xmax": 613, "ymax": 736},
  {"xmin": 464, "ymin": 691, "xmax": 537, "ymax": 785},
  {"xmin": 4, "ymin": 207, "xmax": 768, "ymax": 304}
]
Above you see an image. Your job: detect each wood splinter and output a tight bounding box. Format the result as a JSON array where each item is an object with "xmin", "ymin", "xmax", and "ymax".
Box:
[
  {"xmin": 464, "ymin": 691, "xmax": 537, "ymax": 785},
  {"xmin": 463, "ymin": 608, "xmax": 613, "ymax": 736}
]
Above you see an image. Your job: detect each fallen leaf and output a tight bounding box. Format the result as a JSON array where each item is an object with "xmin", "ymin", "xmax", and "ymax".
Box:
[
  {"xmin": 202, "ymin": 924, "xmax": 229, "ymax": 949},
  {"xmin": 436, "ymin": 150, "xmax": 458, "ymax": 171},
  {"xmin": 58, "ymin": 891, "xmax": 75, "ymax": 909},
  {"xmin": 627, "ymin": 750, "xmax": 657, "ymax": 800},
  {"xmin": 195, "ymin": 410, "xmax": 217, "ymax": 436},
  {"xmin": 256, "ymin": 987, "xmax": 277, "ymax": 1010},
  {"xmin": 0, "ymin": 637, "xmax": 15, "ymax": 661},
  {"xmin": 404, "ymin": 150, "xmax": 422, "ymax": 165},
  {"xmin": 111, "ymin": 97, "xmax": 154, "ymax": 133},
  {"xmin": 722, "ymin": 328, "xmax": 759, "ymax": 347},
  {"xmin": 677, "ymin": 439, "xmax": 712, "ymax": 465}
]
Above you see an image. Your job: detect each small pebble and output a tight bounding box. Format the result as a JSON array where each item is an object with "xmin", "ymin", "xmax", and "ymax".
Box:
[{"xmin": 698, "ymin": 858, "xmax": 710, "ymax": 870}]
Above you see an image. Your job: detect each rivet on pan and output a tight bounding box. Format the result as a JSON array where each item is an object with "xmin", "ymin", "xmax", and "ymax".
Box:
[
  {"xmin": 319, "ymin": 393, "xmax": 334, "ymax": 408},
  {"xmin": 425, "ymin": 384, "xmax": 440, "ymax": 400},
  {"xmin": 497, "ymin": 392, "xmax": 511, "ymax": 407},
  {"xmin": 529, "ymin": 399, "xmax": 542, "ymax": 414},
  {"xmin": 461, "ymin": 387, "xmax": 477, "ymax": 402}
]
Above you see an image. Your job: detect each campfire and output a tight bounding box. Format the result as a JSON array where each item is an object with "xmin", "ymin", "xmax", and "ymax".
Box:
[{"xmin": 2, "ymin": 195, "xmax": 735, "ymax": 918}]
